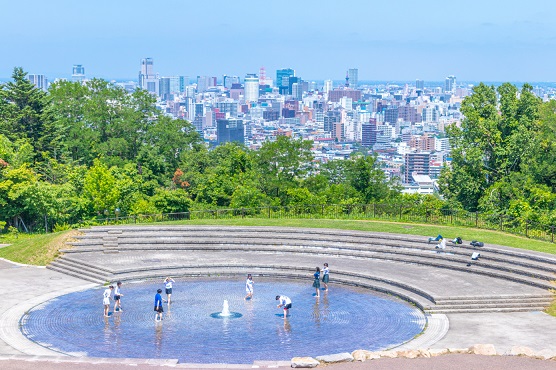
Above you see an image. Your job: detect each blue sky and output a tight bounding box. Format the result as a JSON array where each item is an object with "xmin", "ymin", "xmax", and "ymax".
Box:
[{"xmin": 1, "ymin": 0, "xmax": 555, "ymax": 82}]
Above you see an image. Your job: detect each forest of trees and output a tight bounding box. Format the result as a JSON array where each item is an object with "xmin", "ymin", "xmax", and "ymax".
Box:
[{"xmin": 1, "ymin": 67, "xmax": 556, "ymax": 232}]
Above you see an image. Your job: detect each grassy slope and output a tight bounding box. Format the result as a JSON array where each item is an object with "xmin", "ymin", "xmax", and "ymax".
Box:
[{"xmin": 0, "ymin": 229, "xmax": 78, "ymax": 266}]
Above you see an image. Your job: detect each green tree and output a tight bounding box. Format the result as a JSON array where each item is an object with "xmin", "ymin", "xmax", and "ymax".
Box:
[
  {"xmin": 253, "ymin": 136, "xmax": 314, "ymax": 201},
  {"xmin": 0, "ymin": 67, "xmax": 56, "ymax": 158},
  {"xmin": 439, "ymin": 83, "xmax": 541, "ymax": 211}
]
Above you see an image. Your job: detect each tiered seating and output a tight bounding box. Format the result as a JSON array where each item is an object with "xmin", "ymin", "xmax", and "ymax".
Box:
[{"xmin": 47, "ymin": 225, "xmax": 556, "ymax": 313}]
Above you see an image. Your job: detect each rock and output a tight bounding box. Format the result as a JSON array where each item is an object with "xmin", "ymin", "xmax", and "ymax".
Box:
[
  {"xmin": 376, "ymin": 350, "xmax": 398, "ymax": 358},
  {"xmin": 291, "ymin": 357, "xmax": 319, "ymax": 368},
  {"xmin": 397, "ymin": 350, "xmax": 421, "ymax": 359},
  {"xmin": 315, "ymin": 352, "xmax": 353, "ymax": 363},
  {"xmin": 447, "ymin": 348, "xmax": 469, "ymax": 354},
  {"xmin": 351, "ymin": 350, "xmax": 370, "ymax": 362},
  {"xmin": 469, "ymin": 344, "xmax": 497, "ymax": 356},
  {"xmin": 428, "ymin": 348, "xmax": 449, "ymax": 357},
  {"xmin": 534, "ymin": 349, "xmax": 556, "ymax": 360},
  {"xmin": 510, "ymin": 346, "xmax": 535, "ymax": 357}
]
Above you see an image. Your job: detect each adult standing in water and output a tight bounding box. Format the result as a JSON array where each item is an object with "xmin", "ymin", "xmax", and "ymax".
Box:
[
  {"xmin": 244, "ymin": 274, "xmax": 254, "ymax": 300},
  {"xmin": 313, "ymin": 266, "xmax": 321, "ymax": 297},
  {"xmin": 322, "ymin": 263, "xmax": 329, "ymax": 291},
  {"xmin": 103, "ymin": 285, "xmax": 114, "ymax": 317},
  {"xmin": 154, "ymin": 288, "xmax": 164, "ymax": 321},
  {"xmin": 164, "ymin": 277, "xmax": 175, "ymax": 304}
]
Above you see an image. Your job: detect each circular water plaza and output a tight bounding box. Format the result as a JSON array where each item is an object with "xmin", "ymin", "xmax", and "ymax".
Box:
[{"xmin": 21, "ymin": 278, "xmax": 425, "ymax": 364}]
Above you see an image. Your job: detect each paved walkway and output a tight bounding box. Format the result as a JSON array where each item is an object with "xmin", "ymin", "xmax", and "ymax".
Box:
[{"xmin": 0, "ymin": 255, "xmax": 555, "ymax": 368}]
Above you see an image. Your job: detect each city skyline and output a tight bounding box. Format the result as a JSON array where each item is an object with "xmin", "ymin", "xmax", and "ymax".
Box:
[{"xmin": 2, "ymin": 1, "xmax": 556, "ymax": 82}]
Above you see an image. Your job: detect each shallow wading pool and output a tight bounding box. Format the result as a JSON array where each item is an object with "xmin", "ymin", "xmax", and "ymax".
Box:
[{"xmin": 21, "ymin": 278, "xmax": 426, "ymax": 363}]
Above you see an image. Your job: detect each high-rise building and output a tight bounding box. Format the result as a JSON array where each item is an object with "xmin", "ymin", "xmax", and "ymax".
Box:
[
  {"xmin": 217, "ymin": 118, "xmax": 244, "ymax": 145},
  {"xmin": 348, "ymin": 68, "xmax": 358, "ymax": 88},
  {"xmin": 276, "ymin": 68, "xmax": 295, "ymax": 95},
  {"xmin": 139, "ymin": 58, "xmax": 159, "ymax": 94},
  {"xmin": 361, "ymin": 118, "xmax": 378, "ymax": 147},
  {"xmin": 28, "ymin": 74, "xmax": 48, "ymax": 91},
  {"xmin": 405, "ymin": 152, "xmax": 431, "ymax": 183},
  {"xmin": 416, "ymin": 79, "xmax": 424, "ymax": 90},
  {"xmin": 72, "ymin": 65, "xmax": 85, "ymax": 83},
  {"xmin": 323, "ymin": 80, "xmax": 333, "ymax": 94},
  {"xmin": 244, "ymin": 74, "xmax": 259, "ymax": 102},
  {"xmin": 445, "ymin": 75, "xmax": 456, "ymax": 93}
]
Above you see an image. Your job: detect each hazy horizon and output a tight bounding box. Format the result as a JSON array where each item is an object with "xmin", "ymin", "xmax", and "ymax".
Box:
[{"xmin": 2, "ymin": 1, "xmax": 555, "ymax": 82}]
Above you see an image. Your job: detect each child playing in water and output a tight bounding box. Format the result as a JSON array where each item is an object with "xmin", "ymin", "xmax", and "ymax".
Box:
[
  {"xmin": 245, "ymin": 274, "xmax": 254, "ymax": 300},
  {"xmin": 322, "ymin": 263, "xmax": 329, "ymax": 291},
  {"xmin": 313, "ymin": 267, "xmax": 321, "ymax": 297},
  {"xmin": 154, "ymin": 288, "xmax": 164, "ymax": 321}
]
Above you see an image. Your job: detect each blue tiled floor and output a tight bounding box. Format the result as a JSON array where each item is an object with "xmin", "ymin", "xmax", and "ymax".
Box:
[{"xmin": 21, "ymin": 278, "xmax": 425, "ymax": 363}]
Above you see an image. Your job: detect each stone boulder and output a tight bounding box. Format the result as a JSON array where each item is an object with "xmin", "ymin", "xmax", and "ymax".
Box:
[
  {"xmin": 397, "ymin": 350, "xmax": 422, "ymax": 359},
  {"xmin": 291, "ymin": 357, "xmax": 319, "ymax": 368},
  {"xmin": 315, "ymin": 352, "xmax": 354, "ymax": 363},
  {"xmin": 510, "ymin": 346, "xmax": 535, "ymax": 357},
  {"xmin": 351, "ymin": 350, "xmax": 381, "ymax": 361},
  {"xmin": 428, "ymin": 348, "xmax": 449, "ymax": 357},
  {"xmin": 469, "ymin": 344, "xmax": 497, "ymax": 356}
]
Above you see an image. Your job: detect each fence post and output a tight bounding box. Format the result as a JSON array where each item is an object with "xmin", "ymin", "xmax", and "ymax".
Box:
[
  {"xmin": 450, "ymin": 210, "xmax": 453, "ymax": 225},
  {"xmin": 552, "ymin": 225, "xmax": 554, "ymax": 243},
  {"xmin": 399, "ymin": 205, "xmax": 403, "ymax": 220},
  {"xmin": 475, "ymin": 211, "xmax": 478, "ymax": 227},
  {"xmin": 499, "ymin": 215, "xmax": 503, "ymax": 231},
  {"xmin": 373, "ymin": 203, "xmax": 376, "ymax": 218},
  {"xmin": 241, "ymin": 208, "xmax": 245, "ymax": 218},
  {"xmin": 525, "ymin": 221, "xmax": 529, "ymax": 238}
]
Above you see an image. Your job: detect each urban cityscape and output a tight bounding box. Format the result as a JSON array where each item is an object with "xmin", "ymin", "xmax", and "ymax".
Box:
[{"xmin": 22, "ymin": 59, "xmax": 556, "ymax": 196}]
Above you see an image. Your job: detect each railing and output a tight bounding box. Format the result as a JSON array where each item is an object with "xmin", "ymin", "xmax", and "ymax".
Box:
[{"xmin": 87, "ymin": 203, "xmax": 556, "ymax": 244}]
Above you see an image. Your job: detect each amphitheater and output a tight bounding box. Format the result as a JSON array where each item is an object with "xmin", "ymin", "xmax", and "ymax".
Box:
[{"xmin": 2, "ymin": 224, "xmax": 556, "ymax": 368}]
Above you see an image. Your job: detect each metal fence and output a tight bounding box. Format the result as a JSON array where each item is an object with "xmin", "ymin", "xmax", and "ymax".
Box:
[{"xmin": 89, "ymin": 203, "xmax": 556, "ymax": 244}]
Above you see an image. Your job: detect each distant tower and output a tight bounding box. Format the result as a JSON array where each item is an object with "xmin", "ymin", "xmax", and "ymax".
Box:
[
  {"xmin": 139, "ymin": 58, "xmax": 159, "ymax": 94},
  {"xmin": 324, "ymin": 79, "xmax": 333, "ymax": 94},
  {"xmin": 345, "ymin": 72, "xmax": 350, "ymax": 88},
  {"xmin": 244, "ymin": 74, "xmax": 259, "ymax": 102},
  {"xmin": 348, "ymin": 68, "xmax": 358, "ymax": 88},
  {"xmin": 72, "ymin": 65, "xmax": 85, "ymax": 83},
  {"xmin": 259, "ymin": 66, "xmax": 266, "ymax": 85},
  {"xmin": 445, "ymin": 75, "xmax": 456, "ymax": 93},
  {"xmin": 28, "ymin": 74, "xmax": 48, "ymax": 91},
  {"xmin": 416, "ymin": 79, "xmax": 424, "ymax": 90}
]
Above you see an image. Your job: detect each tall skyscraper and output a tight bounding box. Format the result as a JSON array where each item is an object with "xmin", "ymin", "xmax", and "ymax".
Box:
[
  {"xmin": 72, "ymin": 65, "xmax": 85, "ymax": 83},
  {"xmin": 416, "ymin": 79, "xmax": 424, "ymax": 90},
  {"xmin": 361, "ymin": 118, "xmax": 378, "ymax": 147},
  {"xmin": 276, "ymin": 68, "xmax": 295, "ymax": 95},
  {"xmin": 28, "ymin": 74, "xmax": 48, "ymax": 91},
  {"xmin": 348, "ymin": 68, "xmax": 358, "ymax": 88},
  {"xmin": 244, "ymin": 74, "xmax": 259, "ymax": 102},
  {"xmin": 323, "ymin": 80, "xmax": 333, "ymax": 94},
  {"xmin": 139, "ymin": 58, "xmax": 159, "ymax": 94},
  {"xmin": 445, "ymin": 75, "xmax": 456, "ymax": 93}
]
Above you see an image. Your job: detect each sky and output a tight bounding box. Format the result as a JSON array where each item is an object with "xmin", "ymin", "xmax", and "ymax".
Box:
[{"xmin": 1, "ymin": 0, "xmax": 555, "ymax": 82}]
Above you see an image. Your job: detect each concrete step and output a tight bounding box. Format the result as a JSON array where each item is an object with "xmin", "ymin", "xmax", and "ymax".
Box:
[
  {"xmin": 428, "ymin": 306, "xmax": 548, "ymax": 314},
  {"xmin": 59, "ymin": 255, "xmax": 114, "ymax": 274},
  {"xmin": 65, "ymin": 241, "xmax": 556, "ymax": 284},
  {"xmin": 46, "ymin": 265, "xmax": 105, "ymax": 285},
  {"xmin": 49, "ymin": 261, "xmax": 110, "ymax": 283},
  {"xmin": 429, "ymin": 301, "xmax": 551, "ymax": 310},
  {"xmin": 434, "ymin": 297, "xmax": 553, "ymax": 305}
]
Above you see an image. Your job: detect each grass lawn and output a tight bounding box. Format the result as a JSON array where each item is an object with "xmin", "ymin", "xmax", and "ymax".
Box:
[{"xmin": 0, "ymin": 229, "xmax": 79, "ymax": 266}]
